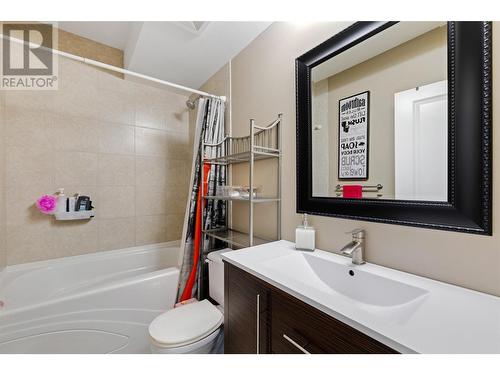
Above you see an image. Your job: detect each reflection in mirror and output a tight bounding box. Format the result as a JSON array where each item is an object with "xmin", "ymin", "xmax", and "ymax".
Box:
[{"xmin": 311, "ymin": 22, "xmax": 448, "ymax": 201}]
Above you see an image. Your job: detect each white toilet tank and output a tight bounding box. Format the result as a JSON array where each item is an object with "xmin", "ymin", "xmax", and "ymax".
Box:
[{"xmin": 207, "ymin": 248, "xmax": 232, "ymax": 307}]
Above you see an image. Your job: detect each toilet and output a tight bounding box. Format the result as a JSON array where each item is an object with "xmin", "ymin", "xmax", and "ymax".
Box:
[{"xmin": 148, "ymin": 248, "xmax": 230, "ymax": 354}]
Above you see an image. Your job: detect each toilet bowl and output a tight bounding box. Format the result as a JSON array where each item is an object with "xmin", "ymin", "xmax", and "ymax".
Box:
[
  {"xmin": 149, "ymin": 248, "xmax": 230, "ymax": 354},
  {"xmin": 149, "ymin": 299, "xmax": 224, "ymax": 354}
]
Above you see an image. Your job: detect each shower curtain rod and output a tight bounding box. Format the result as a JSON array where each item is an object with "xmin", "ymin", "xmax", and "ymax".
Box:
[{"xmin": 0, "ymin": 33, "xmax": 226, "ymax": 102}]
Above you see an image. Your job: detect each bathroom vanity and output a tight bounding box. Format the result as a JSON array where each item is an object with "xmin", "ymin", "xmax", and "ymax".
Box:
[
  {"xmin": 224, "ymin": 261, "xmax": 396, "ymax": 354},
  {"xmin": 222, "ymin": 241, "xmax": 500, "ymax": 354}
]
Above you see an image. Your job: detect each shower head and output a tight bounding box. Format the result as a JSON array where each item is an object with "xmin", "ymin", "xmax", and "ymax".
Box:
[{"xmin": 186, "ymin": 96, "xmax": 199, "ymax": 110}]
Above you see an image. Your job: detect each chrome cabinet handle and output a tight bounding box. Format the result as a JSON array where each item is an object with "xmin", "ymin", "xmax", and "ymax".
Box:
[
  {"xmin": 256, "ymin": 294, "xmax": 260, "ymax": 354},
  {"xmin": 283, "ymin": 334, "xmax": 311, "ymax": 354}
]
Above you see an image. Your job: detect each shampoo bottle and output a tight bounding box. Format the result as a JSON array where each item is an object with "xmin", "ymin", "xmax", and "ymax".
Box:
[
  {"xmin": 295, "ymin": 214, "xmax": 315, "ymax": 251},
  {"xmin": 56, "ymin": 188, "xmax": 66, "ymax": 213}
]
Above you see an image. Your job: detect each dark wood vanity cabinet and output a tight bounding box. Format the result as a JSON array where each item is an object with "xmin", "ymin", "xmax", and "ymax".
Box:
[
  {"xmin": 224, "ymin": 262, "xmax": 270, "ymax": 354},
  {"xmin": 224, "ymin": 262, "xmax": 398, "ymax": 354}
]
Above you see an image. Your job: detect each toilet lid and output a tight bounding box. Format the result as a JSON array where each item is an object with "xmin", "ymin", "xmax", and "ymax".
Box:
[{"xmin": 149, "ymin": 300, "xmax": 223, "ymax": 347}]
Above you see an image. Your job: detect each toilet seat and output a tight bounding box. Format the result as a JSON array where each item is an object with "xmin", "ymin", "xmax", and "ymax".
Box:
[{"xmin": 149, "ymin": 300, "xmax": 223, "ymax": 348}]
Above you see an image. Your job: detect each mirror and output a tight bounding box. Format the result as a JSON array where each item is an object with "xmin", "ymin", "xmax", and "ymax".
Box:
[
  {"xmin": 311, "ymin": 22, "xmax": 448, "ymax": 201},
  {"xmin": 296, "ymin": 22, "xmax": 492, "ymax": 235}
]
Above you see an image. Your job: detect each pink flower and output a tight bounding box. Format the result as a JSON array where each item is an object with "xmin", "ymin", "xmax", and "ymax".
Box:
[{"xmin": 36, "ymin": 195, "xmax": 57, "ymax": 214}]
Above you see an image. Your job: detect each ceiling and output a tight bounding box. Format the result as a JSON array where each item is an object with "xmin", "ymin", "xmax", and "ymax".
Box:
[{"xmin": 57, "ymin": 21, "xmax": 271, "ymax": 89}]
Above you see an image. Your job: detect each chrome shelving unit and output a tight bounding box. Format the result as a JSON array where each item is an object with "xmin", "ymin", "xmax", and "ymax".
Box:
[{"xmin": 201, "ymin": 113, "xmax": 282, "ymax": 250}]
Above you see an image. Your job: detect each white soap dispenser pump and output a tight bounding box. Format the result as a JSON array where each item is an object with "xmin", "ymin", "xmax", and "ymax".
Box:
[{"xmin": 295, "ymin": 214, "xmax": 315, "ymax": 251}]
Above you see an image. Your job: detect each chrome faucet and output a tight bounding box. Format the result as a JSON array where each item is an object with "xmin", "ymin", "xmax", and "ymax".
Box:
[{"xmin": 340, "ymin": 229, "xmax": 365, "ymax": 265}]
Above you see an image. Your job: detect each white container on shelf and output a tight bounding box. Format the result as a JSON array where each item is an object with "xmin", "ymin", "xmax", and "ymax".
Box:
[{"xmin": 55, "ymin": 210, "xmax": 95, "ymax": 221}]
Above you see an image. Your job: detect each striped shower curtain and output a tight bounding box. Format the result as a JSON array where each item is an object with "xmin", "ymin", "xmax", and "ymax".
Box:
[{"xmin": 177, "ymin": 97, "xmax": 226, "ymax": 302}]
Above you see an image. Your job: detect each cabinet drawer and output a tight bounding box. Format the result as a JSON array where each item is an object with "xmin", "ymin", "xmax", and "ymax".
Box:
[{"xmin": 270, "ymin": 289, "xmax": 397, "ymax": 354}]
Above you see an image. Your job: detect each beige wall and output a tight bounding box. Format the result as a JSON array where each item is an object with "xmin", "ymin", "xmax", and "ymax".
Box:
[
  {"xmin": 312, "ymin": 26, "xmax": 447, "ymax": 198},
  {"xmin": 57, "ymin": 28, "xmax": 124, "ymax": 72},
  {"xmin": 57, "ymin": 26, "xmax": 124, "ymax": 79},
  {"xmin": 0, "ymin": 57, "xmax": 191, "ymax": 266},
  {"xmin": 201, "ymin": 22, "xmax": 500, "ymax": 296}
]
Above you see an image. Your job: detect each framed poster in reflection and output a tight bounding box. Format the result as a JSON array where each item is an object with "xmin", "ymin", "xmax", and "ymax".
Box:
[{"xmin": 338, "ymin": 91, "xmax": 369, "ymax": 180}]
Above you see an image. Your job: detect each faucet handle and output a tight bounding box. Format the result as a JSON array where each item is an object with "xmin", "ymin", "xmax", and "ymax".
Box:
[{"xmin": 346, "ymin": 228, "xmax": 365, "ymax": 239}]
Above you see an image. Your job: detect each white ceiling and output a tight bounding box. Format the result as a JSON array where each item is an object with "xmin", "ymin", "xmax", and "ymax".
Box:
[{"xmin": 57, "ymin": 21, "xmax": 271, "ymax": 89}]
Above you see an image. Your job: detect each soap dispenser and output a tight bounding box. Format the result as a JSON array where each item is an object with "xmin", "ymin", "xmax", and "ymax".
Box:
[
  {"xmin": 295, "ymin": 214, "xmax": 315, "ymax": 251},
  {"xmin": 56, "ymin": 188, "xmax": 66, "ymax": 213}
]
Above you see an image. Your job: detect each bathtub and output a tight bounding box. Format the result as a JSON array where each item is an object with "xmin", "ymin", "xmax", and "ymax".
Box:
[{"xmin": 0, "ymin": 242, "xmax": 181, "ymax": 354}]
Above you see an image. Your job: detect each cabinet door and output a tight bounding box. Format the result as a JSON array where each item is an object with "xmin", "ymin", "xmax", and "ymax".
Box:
[
  {"xmin": 270, "ymin": 289, "xmax": 397, "ymax": 354},
  {"xmin": 224, "ymin": 263, "xmax": 269, "ymax": 354}
]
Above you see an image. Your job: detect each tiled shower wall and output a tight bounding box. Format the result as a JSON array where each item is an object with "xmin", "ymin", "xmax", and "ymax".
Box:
[{"xmin": 0, "ymin": 57, "xmax": 191, "ymax": 266}]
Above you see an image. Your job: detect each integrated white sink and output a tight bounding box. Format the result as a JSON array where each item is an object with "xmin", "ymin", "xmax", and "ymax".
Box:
[
  {"xmin": 221, "ymin": 240, "xmax": 500, "ymax": 353},
  {"xmin": 262, "ymin": 252, "xmax": 429, "ymax": 308}
]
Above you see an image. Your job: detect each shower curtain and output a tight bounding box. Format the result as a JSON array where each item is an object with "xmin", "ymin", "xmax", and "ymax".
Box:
[{"xmin": 177, "ymin": 97, "xmax": 226, "ymax": 302}]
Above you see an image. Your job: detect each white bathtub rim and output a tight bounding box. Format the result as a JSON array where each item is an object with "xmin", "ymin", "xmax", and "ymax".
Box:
[
  {"xmin": 1, "ymin": 240, "xmax": 181, "ymax": 274},
  {"xmin": 0, "ymin": 240, "xmax": 181, "ymax": 302},
  {"xmin": 0, "ymin": 266, "xmax": 179, "ymax": 318}
]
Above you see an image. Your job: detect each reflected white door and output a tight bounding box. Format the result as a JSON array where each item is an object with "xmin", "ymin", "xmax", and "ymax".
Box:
[{"xmin": 394, "ymin": 80, "xmax": 448, "ymax": 201}]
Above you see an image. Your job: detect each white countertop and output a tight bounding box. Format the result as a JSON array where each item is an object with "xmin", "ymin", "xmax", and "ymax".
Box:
[{"xmin": 221, "ymin": 240, "xmax": 500, "ymax": 354}]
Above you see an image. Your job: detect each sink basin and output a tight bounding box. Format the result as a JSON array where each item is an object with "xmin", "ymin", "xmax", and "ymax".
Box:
[{"xmin": 262, "ymin": 252, "xmax": 428, "ymax": 308}]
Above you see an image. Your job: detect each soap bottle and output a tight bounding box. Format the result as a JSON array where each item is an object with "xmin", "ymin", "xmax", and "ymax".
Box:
[
  {"xmin": 56, "ymin": 188, "xmax": 66, "ymax": 213},
  {"xmin": 295, "ymin": 214, "xmax": 315, "ymax": 251},
  {"xmin": 68, "ymin": 193, "xmax": 78, "ymax": 212}
]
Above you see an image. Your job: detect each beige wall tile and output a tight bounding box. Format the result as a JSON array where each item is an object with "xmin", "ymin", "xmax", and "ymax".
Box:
[
  {"xmin": 5, "ymin": 184, "xmax": 55, "ymax": 226},
  {"xmin": 98, "ymin": 154, "xmax": 135, "ymax": 186},
  {"xmin": 99, "ymin": 186, "xmax": 135, "ymax": 219},
  {"xmin": 53, "ymin": 68, "xmax": 101, "ymax": 120},
  {"xmin": 3, "ymin": 90, "xmax": 56, "ymax": 112},
  {"xmin": 51, "ymin": 115, "xmax": 100, "ymax": 153},
  {"xmin": 5, "ymin": 146, "xmax": 54, "ymax": 187},
  {"xmin": 96, "ymin": 87, "xmax": 135, "ymax": 125},
  {"xmin": 54, "ymin": 151, "xmax": 98, "ymax": 187},
  {"xmin": 166, "ymin": 214, "xmax": 184, "ymax": 242},
  {"xmin": 99, "ymin": 123, "xmax": 135, "ymax": 155},
  {"xmin": 167, "ymin": 159, "xmax": 191, "ymax": 188},
  {"xmin": 1, "ymin": 51, "xmax": 190, "ymax": 265},
  {"xmin": 99, "ymin": 217, "xmax": 136, "ymax": 251},
  {"xmin": 135, "ymin": 214, "xmax": 169, "ymax": 245},
  {"xmin": 136, "ymin": 155, "xmax": 169, "ymax": 187},
  {"xmin": 165, "ymin": 106, "xmax": 189, "ymax": 133},
  {"xmin": 4, "ymin": 109, "xmax": 54, "ymax": 149},
  {"xmin": 52, "ymin": 219, "xmax": 99, "ymax": 258},
  {"xmin": 135, "ymin": 85, "xmax": 188, "ymax": 132},
  {"xmin": 6, "ymin": 221, "xmax": 55, "ymax": 265},
  {"xmin": 135, "ymin": 127, "xmax": 169, "ymax": 156},
  {"xmin": 136, "ymin": 185, "xmax": 169, "ymax": 216},
  {"xmin": 134, "ymin": 86, "xmax": 170, "ymax": 130},
  {"xmin": 135, "ymin": 127, "xmax": 190, "ymax": 159},
  {"xmin": 166, "ymin": 187, "xmax": 189, "ymax": 214},
  {"xmin": 165, "ymin": 131, "xmax": 190, "ymax": 160},
  {"xmin": 57, "ymin": 57, "xmax": 101, "ymax": 91}
]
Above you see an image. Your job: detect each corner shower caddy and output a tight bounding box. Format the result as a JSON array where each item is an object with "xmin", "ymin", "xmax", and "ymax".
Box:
[{"xmin": 201, "ymin": 113, "xmax": 282, "ymax": 251}]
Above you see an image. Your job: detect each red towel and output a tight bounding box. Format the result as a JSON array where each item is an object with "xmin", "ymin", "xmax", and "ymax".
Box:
[{"xmin": 343, "ymin": 185, "xmax": 362, "ymax": 199}]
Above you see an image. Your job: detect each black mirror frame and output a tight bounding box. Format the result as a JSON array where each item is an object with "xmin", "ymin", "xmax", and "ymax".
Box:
[{"xmin": 296, "ymin": 21, "xmax": 492, "ymax": 235}]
